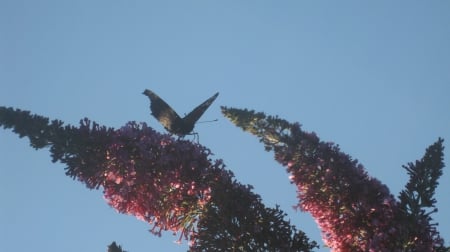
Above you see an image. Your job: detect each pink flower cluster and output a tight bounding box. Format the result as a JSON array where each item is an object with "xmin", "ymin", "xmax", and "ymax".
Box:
[
  {"xmin": 72, "ymin": 121, "xmax": 224, "ymax": 241},
  {"xmin": 277, "ymin": 130, "xmax": 402, "ymax": 251},
  {"xmin": 220, "ymin": 107, "xmax": 442, "ymax": 251}
]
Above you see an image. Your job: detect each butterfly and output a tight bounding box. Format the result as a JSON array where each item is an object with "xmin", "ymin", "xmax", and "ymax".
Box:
[{"xmin": 143, "ymin": 89, "xmax": 219, "ymax": 136}]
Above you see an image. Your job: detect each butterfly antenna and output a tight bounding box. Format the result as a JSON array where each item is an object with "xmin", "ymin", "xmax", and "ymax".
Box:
[{"xmin": 196, "ymin": 119, "xmax": 219, "ymax": 124}]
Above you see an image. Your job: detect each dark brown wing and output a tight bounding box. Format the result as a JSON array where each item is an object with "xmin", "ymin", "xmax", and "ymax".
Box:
[
  {"xmin": 182, "ymin": 92, "xmax": 219, "ymax": 133},
  {"xmin": 142, "ymin": 89, "xmax": 183, "ymax": 133}
]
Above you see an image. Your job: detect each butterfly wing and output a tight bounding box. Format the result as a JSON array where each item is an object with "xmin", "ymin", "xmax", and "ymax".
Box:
[
  {"xmin": 182, "ymin": 92, "xmax": 219, "ymax": 133},
  {"xmin": 142, "ymin": 89, "xmax": 183, "ymax": 133}
]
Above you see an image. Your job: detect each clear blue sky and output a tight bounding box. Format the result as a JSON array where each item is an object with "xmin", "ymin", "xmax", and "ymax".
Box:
[{"xmin": 1, "ymin": 1, "xmax": 449, "ymax": 251}]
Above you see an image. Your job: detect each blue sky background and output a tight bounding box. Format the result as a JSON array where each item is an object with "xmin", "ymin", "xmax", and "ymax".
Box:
[{"xmin": 1, "ymin": 1, "xmax": 449, "ymax": 251}]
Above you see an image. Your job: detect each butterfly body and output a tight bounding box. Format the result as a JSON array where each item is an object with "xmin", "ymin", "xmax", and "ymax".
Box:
[{"xmin": 143, "ymin": 89, "xmax": 219, "ymax": 136}]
